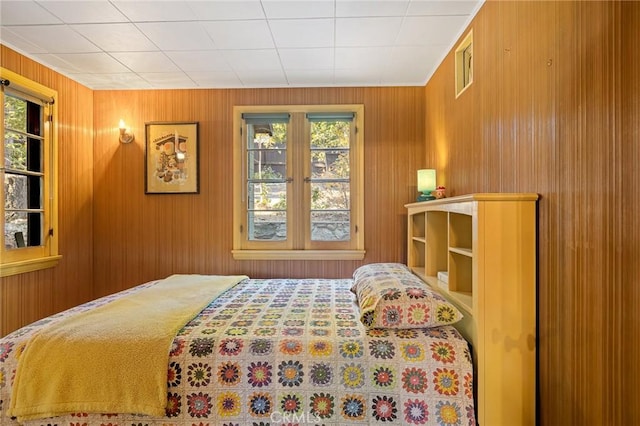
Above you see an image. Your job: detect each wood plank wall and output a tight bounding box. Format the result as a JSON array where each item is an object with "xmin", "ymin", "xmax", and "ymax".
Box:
[
  {"xmin": 4, "ymin": 2, "xmax": 638, "ymax": 423},
  {"xmin": 1, "ymin": 48, "xmax": 425, "ymax": 333},
  {"xmin": 424, "ymin": 1, "xmax": 639, "ymax": 424},
  {"xmin": 1, "ymin": 46, "xmax": 95, "ymax": 336},
  {"xmin": 92, "ymin": 87, "xmax": 425, "ymax": 297}
]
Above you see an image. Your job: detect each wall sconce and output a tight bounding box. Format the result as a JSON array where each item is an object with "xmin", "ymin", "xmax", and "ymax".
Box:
[
  {"xmin": 118, "ymin": 119, "xmax": 135, "ymax": 144},
  {"xmin": 417, "ymin": 169, "xmax": 436, "ymax": 201}
]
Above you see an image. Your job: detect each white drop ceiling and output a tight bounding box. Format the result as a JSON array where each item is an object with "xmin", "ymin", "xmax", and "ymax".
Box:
[{"xmin": 0, "ymin": 0, "xmax": 482, "ymax": 90}]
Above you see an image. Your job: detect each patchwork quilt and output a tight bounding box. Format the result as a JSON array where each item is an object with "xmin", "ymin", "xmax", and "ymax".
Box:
[{"xmin": 0, "ymin": 278, "xmax": 475, "ymax": 425}]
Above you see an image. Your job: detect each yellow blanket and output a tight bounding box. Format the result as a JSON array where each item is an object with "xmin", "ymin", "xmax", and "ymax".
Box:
[{"xmin": 9, "ymin": 274, "xmax": 247, "ymax": 421}]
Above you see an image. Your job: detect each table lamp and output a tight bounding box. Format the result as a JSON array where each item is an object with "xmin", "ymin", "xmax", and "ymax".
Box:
[{"xmin": 417, "ymin": 169, "xmax": 436, "ymax": 201}]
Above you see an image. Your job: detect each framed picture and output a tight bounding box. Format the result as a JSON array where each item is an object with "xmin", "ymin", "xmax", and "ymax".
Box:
[{"xmin": 145, "ymin": 122, "xmax": 199, "ymax": 194}]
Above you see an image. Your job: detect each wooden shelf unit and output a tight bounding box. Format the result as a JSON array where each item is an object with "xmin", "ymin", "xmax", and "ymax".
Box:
[{"xmin": 405, "ymin": 193, "xmax": 539, "ymax": 426}]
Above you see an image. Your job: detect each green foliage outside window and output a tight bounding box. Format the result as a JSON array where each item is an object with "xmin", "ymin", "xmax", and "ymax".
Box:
[{"xmin": 4, "ymin": 95, "xmax": 27, "ymax": 170}]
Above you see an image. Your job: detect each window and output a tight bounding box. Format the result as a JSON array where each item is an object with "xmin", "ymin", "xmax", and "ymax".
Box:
[
  {"xmin": 1, "ymin": 68, "xmax": 60, "ymax": 277},
  {"xmin": 233, "ymin": 105, "xmax": 364, "ymax": 260},
  {"xmin": 455, "ymin": 29, "xmax": 473, "ymax": 97}
]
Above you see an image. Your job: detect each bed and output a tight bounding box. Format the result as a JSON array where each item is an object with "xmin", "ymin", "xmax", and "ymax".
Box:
[{"xmin": 0, "ymin": 264, "xmax": 475, "ymax": 425}]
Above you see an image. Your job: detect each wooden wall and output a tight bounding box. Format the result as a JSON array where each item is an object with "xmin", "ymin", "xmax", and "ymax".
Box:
[
  {"xmin": 424, "ymin": 1, "xmax": 639, "ymax": 424},
  {"xmin": 4, "ymin": 2, "xmax": 639, "ymax": 423},
  {"xmin": 1, "ymin": 46, "xmax": 95, "ymax": 336},
  {"xmin": 92, "ymin": 87, "xmax": 424, "ymax": 297},
  {"xmin": 1, "ymin": 48, "xmax": 425, "ymax": 333}
]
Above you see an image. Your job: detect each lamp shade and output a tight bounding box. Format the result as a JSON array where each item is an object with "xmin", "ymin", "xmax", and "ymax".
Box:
[{"xmin": 417, "ymin": 169, "xmax": 436, "ymax": 193}]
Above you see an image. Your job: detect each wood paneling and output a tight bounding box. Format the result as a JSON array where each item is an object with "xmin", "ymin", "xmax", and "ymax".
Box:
[
  {"xmin": 92, "ymin": 87, "xmax": 425, "ymax": 297},
  {"xmin": 1, "ymin": 45, "xmax": 94, "ymax": 336},
  {"xmin": 620, "ymin": 2, "xmax": 639, "ymax": 422},
  {"xmin": 5, "ymin": 2, "xmax": 638, "ymax": 423},
  {"xmin": 425, "ymin": 1, "xmax": 638, "ymax": 424}
]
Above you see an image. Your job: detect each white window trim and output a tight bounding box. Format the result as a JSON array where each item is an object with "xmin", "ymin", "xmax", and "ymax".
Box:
[
  {"xmin": 232, "ymin": 104, "xmax": 365, "ymax": 261},
  {"xmin": 1, "ymin": 68, "xmax": 60, "ymax": 277}
]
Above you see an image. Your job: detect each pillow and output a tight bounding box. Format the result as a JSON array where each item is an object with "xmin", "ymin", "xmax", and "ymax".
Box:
[
  {"xmin": 351, "ymin": 263, "xmax": 411, "ymax": 290},
  {"xmin": 351, "ymin": 264, "xmax": 463, "ymax": 329}
]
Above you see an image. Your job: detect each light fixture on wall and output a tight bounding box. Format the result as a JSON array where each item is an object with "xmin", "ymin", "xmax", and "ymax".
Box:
[
  {"xmin": 118, "ymin": 119, "xmax": 135, "ymax": 144},
  {"xmin": 417, "ymin": 169, "xmax": 436, "ymax": 201}
]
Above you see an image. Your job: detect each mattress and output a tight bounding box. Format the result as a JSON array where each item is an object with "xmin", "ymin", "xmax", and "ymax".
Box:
[{"xmin": 0, "ymin": 277, "xmax": 475, "ymax": 425}]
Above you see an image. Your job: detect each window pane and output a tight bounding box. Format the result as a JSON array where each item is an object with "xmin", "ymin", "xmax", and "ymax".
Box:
[
  {"xmin": 311, "ymin": 150, "xmax": 349, "ymax": 179},
  {"xmin": 4, "ymin": 211, "xmax": 42, "ymax": 249},
  {"xmin": 248, "ymin": 210, "xmax": 286, "ymax": 241},
  {"xmin": 310, "ymin": 121, "xmax": 350, "ymax": 149},
  {"xmin": 248, "ymin": 182, "xmax": 287, "ymax": 211},
  {"xmin": 311, "ymin": 211, "xmax": 350, "ymax": 241},
  {"xmin": 310, "ymin": 182, "xmax": 350, "ymax": 210},
  {"xmin": 248, "ymin": 150, "xmax": 285, "ymax": 180},
  {"xmin": 246, "ymin": 120, "xmax": 288, "ymax": 241},
  {"xmin": 4, "ymin": 173, "xmax": 28, "ymax": 209},
  {"xmin": 247, "ymin": 122, "xmax": 287, "ymax": 149},
  {"xmin": 4, "ymin": 173, "xmax": 42, "ymax": 210},
  {"xmin": 27, "ymin": 137, "xmax": 43, "ymax": 173},
  {"xmin": 247, "ymin": 122, "xmax": 287, "ymax": 181},
  {"xmin": 309, "ymin": 119, "xmax": 351, "ymax": 242},
  {"xmin": 28, "ymin": 175, "xmax": 43, "ymax": 209},
  {"xmin": 4, "ymin": 94, "xmax": 27, "ymax": 133},
  {"xmin": 4, "ymin": 131, "xmax": 27, "ymax": 170}
]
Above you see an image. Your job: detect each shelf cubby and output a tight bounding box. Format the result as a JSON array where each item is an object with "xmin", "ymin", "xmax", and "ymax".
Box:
[{"xmin": 405, "ymin": 193, "xmax": 539, "ymax": 426}]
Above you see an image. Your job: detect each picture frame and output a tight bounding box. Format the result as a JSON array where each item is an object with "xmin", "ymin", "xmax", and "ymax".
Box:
[{"xmin": 145, "ymin": 122, "xmax": 199, "ymax": 194}]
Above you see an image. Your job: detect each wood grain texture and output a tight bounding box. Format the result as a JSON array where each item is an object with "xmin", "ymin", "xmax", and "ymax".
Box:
[
  {"xmin": 91, "ymin": 87, "xmax": 425, "ymax": 297},
  {"xmin": 425, "ymin": 1, "xmax": 638, "ymax": 424},
  {"xmin": 1, "ymin": 46, "xmax": 94, "ymax": 336},
  {"xmin": 4, "ymin": 1, "xmax": 638, "ymax": 423},
  {"xmin": 620, "ymin": 2, "xmax": 639, "ymax": 423}
]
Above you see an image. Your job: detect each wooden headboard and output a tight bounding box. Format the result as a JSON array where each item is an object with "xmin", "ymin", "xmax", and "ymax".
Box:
[{"xmin": 406, "ymin": 193, "xmax": 538, "ymax": 426}]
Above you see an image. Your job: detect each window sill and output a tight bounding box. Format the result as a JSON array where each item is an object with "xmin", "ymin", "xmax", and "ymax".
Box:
[
  {"xmin": 232, "ymin": 250, "xmax": 365, "ymax": 261},
  {"xmin": 1, "ymin": 255, "xmax": 62, "ymax": 277}
]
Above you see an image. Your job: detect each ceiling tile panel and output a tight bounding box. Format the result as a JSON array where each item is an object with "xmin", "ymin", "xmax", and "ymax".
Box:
[
  {"xmin": 237, "ymin": 69, "xmax": 288, "ymax": 87},
  {"xmin": 186, "ymin": 71, "xmax": 243, "ymax": 88},
  {"xmin": 166, "ymin": 50, "xmax": 231, "ymax": 72},
  {"xmin": 269, "ymin": 18, "xmax": 334, "ymax": 49},
  {"xmin": 396, "ymin": 15, "xmax": 470, "ymax": 46},
  {"xmin": 0, "ymin": 28, "xmax": 50, "ymax": 54},
  {"xmin": 110, "ymin": 52, "xmax": 180, "ymax": 73},
  {"xmin": 71, "ymin": 23, "xmax": 158, "ymax": 52},
  {"xmin": 335, "ymin": 46, "xmax": 394, "ymax": 70},
  {"xmin": 74, "ymin": 73, "xmax": 152, "ymax": 90},
  {"xmin": 279, "ymin": 47, "xmax": 334, "ymax": 70},
  {"xmin": 285, "ymin": 69, "xmax": 335, "ymax": 86},
  {"xmin": 335, "ymin": 0, "xmax": 409, "ymax": 17},
  {"xmin": 406, "ymin": 0, "xmax": 480, "ymax": 16},
  {"xmin": 0, "ymin": 0, "xmax": 483, "ymax": 89},
  {"xmin": 201, "ymin": 20, "xmax": 274, "ymax": 50},
  {"xmin": 335, "ymin": 17, "xmax": 403, "ymax": 47},
  {"xmin": 262, "ymin": 0, "xmax": 334, "ymax": 19},
  {"xmin": 382, "ymin": 45, "xmax": 446, "ymax": 84},
  {"xmin": 136, "ymin": 22, "xmax": 216, "ymax": 51},
  {"xmin": 38, "ymin": 1, "xmax": 128, "ymax": 24},
  {"xmin": 222, "ymin": 49, "xmax": 282, "ymax": 71},
  {"xmin": 333, "ymin": 68, "xmax": 382, "ymax": 86},
  {"xmin": 111, "ymin": 1, "xmax": 198, "ymax": 22},
  {"xmin": 4, "ymin": 25, "xmax": 100, "ymax": 53},
  {"xmin": 187, "ymin": 1, "xmax": 265, "ymax": 20},
  {"xmin": 0, "ymin": 1, "xmax": 62, "ymax": 25},
  {"xmin": 137, "ymin": 72, "xmax": 197, "ymax": 88},
  {"xmin": 29, "ymin": 53, "xmax": 84, "ymax": 73},
  {"xmin": 52, "ymin": 52, "xmax": 131, "ymax": 73}
]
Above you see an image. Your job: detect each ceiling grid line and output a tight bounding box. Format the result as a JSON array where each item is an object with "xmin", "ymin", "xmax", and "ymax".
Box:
[{"xmin": 1, "ymin": 0, "xmax": 483, "ymax": 89}]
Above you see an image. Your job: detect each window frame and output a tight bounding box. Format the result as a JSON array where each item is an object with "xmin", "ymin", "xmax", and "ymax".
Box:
[
  {"xmin": 1, "ymin": 68, "xmax": 60, "ymax": 277},
  {"xmin": 232, "ymin": 104, "xmax": 365, "ymax": 260},
  {"xmin": 455, "ymin": 29, "xmax": 474, "ymax": 98}
]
